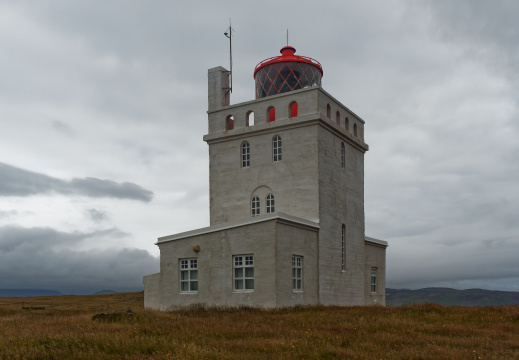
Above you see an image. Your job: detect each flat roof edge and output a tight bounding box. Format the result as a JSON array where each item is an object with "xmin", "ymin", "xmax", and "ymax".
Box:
[
  {"xmin": 157, "ymin": 212, "xmax": 319, "ymax": 245},
  {"xmin": 365, "ymin": 236, "xmax": 388, "ymax": 248}
]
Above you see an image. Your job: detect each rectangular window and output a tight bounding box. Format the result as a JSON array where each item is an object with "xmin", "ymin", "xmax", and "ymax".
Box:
[
  {"xmin": 233, "ymin": 255, "xmax": 254, "ymax": 291},
  {"xmin": 180, "ymin": 258, "xmax": 198, "ymax": 292},
  {"xmin": 341, "ymin": 225, "xmax": 345, "ymax": 271},
  {"xmin": 273, "ymin": 136, "xmax": 282, "ymax": 162},
  {"xmin": 242, "ymin": 142, "xmax": 250, "ymax": 168},
  {"xmin": 251, "ymin": 196, "xmax": 260, "ymax": 217},
  {"xmin": 292, "ymin": 256, "xmax": 303, "ymax": 291},
  {"xmin": 371, "ymin": 267, "xmax": 377, "ymax": 293},
  {"xmin": 266, "ymin": 194, "xmax": 275, "ymax": 214},
  {"xmin": 341, "ymin": 143, "xmax": 345, "ymax": 168}
]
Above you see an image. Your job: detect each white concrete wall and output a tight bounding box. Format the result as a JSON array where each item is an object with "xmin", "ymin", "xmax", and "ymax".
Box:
[
  {"xmin": 143, "ymin": 68, "xmax": 388, "ymax": 309},
  {"xmin": 153, "ymin": 217, "xmax": 319, "ymax": 309},
  {"xmin": 316, "ymin": 125, "xmax": 366, "ymax": 305},
  {"xmin": 203, "ymin": 85, "xmax": 374, "ymax": 306},
  {"xmin": 208, "ymin": 67, "xmax": 230, "ymax": 113},
  {"xmin": 364, "ymin": 239, "xmax": 387, "ymax": 305},
  {"xmin": 206, "ymin": 119, "xmax": 321, "ymax": 226},
  {"xmin": 143, "ymin": 272, "xmax": 161, "ymax": 310},
  {"xmin": 275, "ymin": 221, "xmax": 319, "ymax": 306}
]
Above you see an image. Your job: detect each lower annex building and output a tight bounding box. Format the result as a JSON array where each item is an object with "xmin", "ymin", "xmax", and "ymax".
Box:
[{"xmin": 144, "ymin": 45, "xmax": 387, "ymax": 309}]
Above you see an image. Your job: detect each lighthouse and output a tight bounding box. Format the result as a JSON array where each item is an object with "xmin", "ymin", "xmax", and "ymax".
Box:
[{"xmin": 144, "ymin": 45, "xmax": 387, "ymax": 309}]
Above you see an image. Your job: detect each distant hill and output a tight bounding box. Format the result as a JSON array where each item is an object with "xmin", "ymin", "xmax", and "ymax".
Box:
[
  {"xmin": 0, "ymin": 289, "xmax": 63, "ymax": 297},
  {"xmin": 93, "ymin": 289, "xmax": 116, "ymax": 295},
  {"xmin": 387, "ymin": 288, "xmax": 519, "ymax": 306}
]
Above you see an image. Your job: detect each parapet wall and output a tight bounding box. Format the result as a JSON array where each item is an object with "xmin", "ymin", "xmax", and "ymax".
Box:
[{"xmin": 207, "ymin": 70, "xmax": 366, "ymax": 145}]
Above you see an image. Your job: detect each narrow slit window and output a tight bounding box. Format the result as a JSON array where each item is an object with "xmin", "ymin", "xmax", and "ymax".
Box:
[
  {"xmin": 273, "ymin": 135, "xmax": 282, "ymax": 162},
  {"xmin": 290, "ymin": 102, "xmax": 298, "ymax": 118},
  {"xmin": 226, "ymin": 115, "xmax": 234, "ymax": 130},
  {"xmin": 292, "ymin": 256, "xmax": 303, "ymax": 291},
  {"xmin": 246, "ymin": 111, "xmax": 254, "ymax": 126},
  {"xmin": 242, "ymin": 142, "xmax": 250, "ymax": 168},
  {"xmin": 371, "ymin": 267, "xmax": 377, "ymax": 293},
  {"xmin": 268, "ymin": 107, "xmax": 275, "ymax": 122},
  {"xmin": 341, "ymin": 225, "xmax": 345, "ymax": 271},
  {"xmin": 341, "ymin": 142, "xmax": 345, "ymax": 169}
]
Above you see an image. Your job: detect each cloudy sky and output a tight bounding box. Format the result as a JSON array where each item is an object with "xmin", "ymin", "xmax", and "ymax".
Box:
[{"xmin": 1, "ymin": 0, "xmax": 518, "ymax": 294}]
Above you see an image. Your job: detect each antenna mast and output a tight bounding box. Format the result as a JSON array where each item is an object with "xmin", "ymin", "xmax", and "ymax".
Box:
[{"xmin": 224, "ymin": 20, "xmax": 234, "ymax": 94}]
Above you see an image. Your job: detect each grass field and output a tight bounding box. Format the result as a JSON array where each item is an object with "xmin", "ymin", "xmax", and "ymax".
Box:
[{"xmin": 1, "ymin": 292, "xmax": 518, "ymax": 359}]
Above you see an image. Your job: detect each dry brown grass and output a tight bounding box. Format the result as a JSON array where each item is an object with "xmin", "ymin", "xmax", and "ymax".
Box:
[{"xmin": 1, "ymin": 292, "xmax": 518, "ymax": 359}]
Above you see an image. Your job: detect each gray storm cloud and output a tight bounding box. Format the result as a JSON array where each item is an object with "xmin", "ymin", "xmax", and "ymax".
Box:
[
  {"xmin": 0, "ymin": 162, "xmax": 153, "ymax": 202},
  {"xmin": 0, "ymin": 225, "xmax": 159, "ymax": 292},
  {"xmin": 1, "ymin": 1, "xmax": 519, "ymax": 293}
]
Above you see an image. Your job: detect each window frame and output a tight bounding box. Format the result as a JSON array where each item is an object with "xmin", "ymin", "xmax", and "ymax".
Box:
[
  {"xmin": 179, "ymin": 258, "xmax": 198, "ymax": 293},
  {"xmin": 266, "ymin": 194, "xmax": 275, "ymax": 214},
  {"xmin": 233, "ymin": 255, "xmax": 254, "ymax": 291},
  {"xmin": 341, "ymin": 142, "xmax": 345, "ymax": 169},
  {"xmin": 241, "ymin": 141, "xmax": 250, "ymax": 168},
  {"xmin": 289, "ymin": 101, "xmax": 298, "ymax": 118},
  {"xmin": 371, "ymin": 267, "xmax": 377, "ymax": 293},
  {"xmin": 292, "ymin": 255, "xmax": 303, "ymax": 291},
  {"xmin": 226, "ymin": 115, "xmax": 234, "ymax": 130},
  {"xmin": 268, "ymin": 106, "xmax": 275, "ymax": 122},
  {"xmin": 273, "ymin": 135, "xmax": 282, "ymax": 162},
  {"xmin": 251, "ymin": 196, "xmax": 260, "ymax": 217},
  {"xmin": 341, "ymin": 225, "xmax": 346, "ymax": 271}
]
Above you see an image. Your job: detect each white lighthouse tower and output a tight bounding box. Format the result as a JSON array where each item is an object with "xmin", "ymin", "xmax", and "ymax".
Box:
[{"xmin": 144, "ymin": 45, "xmax": 387, "ymax": 309}]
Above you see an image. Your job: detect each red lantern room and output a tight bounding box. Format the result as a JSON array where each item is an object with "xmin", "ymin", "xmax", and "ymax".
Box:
[{"xmin": 253, "ymin": 46, "xmax": 323, "ymax": 99}]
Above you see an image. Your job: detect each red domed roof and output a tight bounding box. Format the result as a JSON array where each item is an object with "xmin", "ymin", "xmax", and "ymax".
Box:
[
  {"xmin": 253, "ymin": 46, "xmax": 323, "ymax": 99},
  {"xmin": 253, "ymin": 46, "xmax": 323, "ymax": 78}
]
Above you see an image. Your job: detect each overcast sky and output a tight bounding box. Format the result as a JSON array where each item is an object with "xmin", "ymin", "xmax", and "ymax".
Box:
[{"xmin": 1, "ymin": 0, "xmax": 518, "ymax": 294}]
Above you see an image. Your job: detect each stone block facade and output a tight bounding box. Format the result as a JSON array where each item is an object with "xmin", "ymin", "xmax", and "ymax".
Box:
[{"xmin": 144, "ymin": 56, "xmax": 387, "ymax": 309}]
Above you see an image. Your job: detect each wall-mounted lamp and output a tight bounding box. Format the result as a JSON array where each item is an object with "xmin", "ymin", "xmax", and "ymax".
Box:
[{"xmin": 192, "ymin": 244, "xmax": 200, "ymax": 252}]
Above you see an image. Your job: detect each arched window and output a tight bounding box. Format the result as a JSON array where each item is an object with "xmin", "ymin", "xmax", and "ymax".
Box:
[
  {"xmin": 273, "ymin": 135, "xmax": 282, "ymax": 162},
  {"xmin": 336, "ymin": 111, "xmax": 340, "ymax": 125},
  {"xmin": 226, "ymin": 115, "xmax": 234, "ymax": 130},
  {"xmin": 289, "ymin": 101, "xmax": 298, "ymax": 118},
  {"xmin": 241, "ymin": 142, "xmax": 250, "ymax": 168},
  {"xmin": 246, "ymin": 111, "xmax": 254, "ymax": 126},
  {"xmin": 345, "ymin": 117, "xmax": 349, "ymax": 132},
  {"xmin": 354, "ymin": 123, "xmax": 358, "ymax": 137},
  {"xmin": 268, "ymin": 106, "xmax": 275, "ymax": 122},
  {"xmin": 341, "ymin": 224, "xmax": 346, "ymax": 271},
  {"xmin": 251, "ymin": 196, "xmax": 260, "ymax": 217},
  {"xmin": 250, "ymin": 185, "xmax": 272, "ymax": 218},
  {"xmin": 266, "ymin": 194, "xmax": 275, "ymax": 213},
  {"xmin": 326, "ymin": 104, "xmax": 331, "ymax": 118},
  {"xmin": 341, "ymin": 142, "xmax": 345, "ymax": 169}
]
